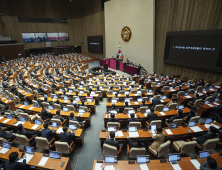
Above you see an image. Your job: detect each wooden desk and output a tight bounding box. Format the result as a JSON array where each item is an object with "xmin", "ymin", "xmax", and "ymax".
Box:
[
  {"xmin": 197, "ymin": 101, "xmax": 221, "ymax": 116},
  {"xmin": 0, "ymin": 146, "xmax": 71, "ymax": 170},
  {"xmin": 92, "ymin": 153, "xmax": 222, "ymax": 170},
  {"xmin": 0, "ymin": 96, "xmax": 16, "ymax": 111},
  {"xmin": 164, "ymin": 86, "xmax": 189, "ymax": 98},
  {"xmin": 178, "ymin": 93, "xmax": 206, "ymax": 105}
]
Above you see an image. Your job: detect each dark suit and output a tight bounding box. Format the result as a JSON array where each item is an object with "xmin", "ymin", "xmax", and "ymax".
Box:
[
  {"xmin": 60, "ymin": 132, "xmax": 75, "ymax": 145},
  {"xmin": 167, "ymin": 114, "xmax": 183, "ymax": 123},
  {"xmin": 37, "ymin": 87, "xmax": 44, "ymax": 93},
  {"xmin": 41, "ymin": 109, "xmax": 51, "ymax": 121},
  {"xmin": 41, "ymin": 128, "xmax": 56, "ymax": 142},
  {"xmin": 127, "ymin": 118, "xmax": 139, "ymax": 125},
  {"xmin": 52, "ymin": 115, "xmax": 64, "ymax": 123},
  {"xmin": 0, "ymin": 131, "xmax": 15, "ymax": 140},
  {"xmin": 17, "ymin": 129, "xmax": 38, "ymax": 139},
  {"xmin": 184, "ymin": 113, "xmax": 194, "ymax": 122},
  {"xmin": 152, "ymin": 98, "xmax": 161, "ymax": 107},
  {"xmin": 0, "ymin": 159, "xmax": 26, "ymax": 170},
  {"xmin": 10, "ymin": 87, "xmax": 16, "ymax": 93},
  {"xmin": 109, "ymin": 118, "xmax": 119, "ymax": 122},
  {"xmin": 127, "ymin": 138, "xmax": 145, "ymax": 149},
  {"xmin": 104, "ymin": 138, "xmax": 120, "ymax": 150},
  {"xmin": 196, "ymin": 132, "xmax": 217, "ymax": 144},
  {"xmin": 147, "ymin": 112, "xmax": 158, "ymax": 124}
]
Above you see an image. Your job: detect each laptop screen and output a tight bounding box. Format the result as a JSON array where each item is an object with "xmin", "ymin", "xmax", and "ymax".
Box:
[
  {"xmin": 137, "ymin": 98, "xmax": 143, "ymax": 102},
  {"xmin": 75, "ymin": 98, "xmax": 80, "ymax": 101},
  {"xmin": 105, "ymin": 156, "xmax": 117, "ymax": 163},
  {"xmin": 28, "ymin": 91, "xmax": 31, "ymax": 94},
  {"xmin": 128, "ymin": 126, "xmax": 137, "ymax": 132},
  {"xmin": 51, "ymin": 122, "xmax": 58, "ymax": 128},
  {"xmin": 49, "ymin": 151, "xmax": 60, "ymax": 159},
  {"xmin": 24, "ymin": 146, "xmax": 34, "ymax": 154},
  {"xmin": 188, "ymin": 120, "xmax": 196, "ymax": 127},
  {"xmin": 87, "ymin": 98, "xmax": 93, "ymax": 102},
  {"xmin": 53, "ymin": 96, "xmax": 58, "ymax": 99},
  {"xmin": 24, "ymin": 102, "xmax": 29, "ymax": 106},
  {"xmin": 69, "ymin": 89, "xmax": 73, "ymax": 93},
  {"xmin": 69, "ymin": 124, "xmax": 77, "ymax": 130},
  {"xmin": 7, "ymin": 114, "xmax": 12, "ymax": 119},
  {"xmin": 20, "ymin": 117, "xmax": 26, "ymax": 122},
  {"xmin": 59, "ymin": 89, "xmax": 63, "ymax": 92},
  {"xmin": 137, "ymin": 156, "xmax": 150, "ymax": 164},
  {"xmin": 185, "ymin": 93, "xmax": 188, "ymax": 96},
  {"xmin": 107, "ymin": 127, "xmax": 116, "ymax": 132},
  {"xmin": 48, "ymin": 106, "xmax": 54, "ymax": 110},
  {"xmin": 205, "ymin": 101, "xmax": 209, "ymax": 105},
  {"xmin": 110, "ymin": 109, "xmax": 117, "ymax": 114},
  {"xmin": 79, "ymin": 109, "xmax": 85, "ymax": 113},
  {"xmin": 168, "ymin": 154, "xmax": 181, "ymax": 162},
  {"xmin": 36, "ymin": 104, "xmax": 40, "ymax": 108},
  {"xmin": 215, "ymin": 98, "xmax": 219, "ymax": 102},
  {"xmin": 146, "ymin": 109, "xmax": 151, "ymax": 113},
  {"xmin": 128, "ymin": 110, "xmax": 135, "ymax": 114},
  {"xmin": 149, "ymin": 125, "xmax": 157, "ymax": 131},
  {"xmin": 199, "ymin": 151, "xmax": 211, "ymax": 159},
  {"xmin": 112, "ymin": 99, "xmax": 117, "ymax": 103},
  {"xmin": 91, "ymin": 91, "xmax": 95, "ymax": 95},
  {"xmin": 63, "ymin": 107, "xmax": 69, "ymax": 112},
  {"xmin": 162, "ymin": 96, "xmax": 167, "ymax": 99},
  {"xmin": 35, "ymin": 119, "xmax": 42, "ymax": 125},
  {"xmin": 64, "ymin": 96, "xmax": 68, "ymax": 100},
  {"xmin": 178, "ymin": 105, "xmax": 184, "ymax": 110},
  {"xmin": 3, "ymin": 142, "xmax": 11, "ymax": 149},
  {"xmin": 170, "ymin": 87, "xmax": 173, "ymax": 90},
  {"xmin": 137, "ymin": 91, "xmax": 141, "ymax": 94},
  {"xmin": 80, "ymin": 91, "xmax": 84, "ymax": 94},
  {"xmin": 206, "ymin": 118, "xmax": 212, "ymax": 124},
  {"xmin": 163, "ymin": 107, "xmax": 169, "ymax": 112},
  {"xmin": 170, "ymin": 123, "xmax": 178, "ymax": 129},
  {"xmin": 149, "ymin": 90, "xmax": 152, "ymax": 93},
  {"xmin": 44, "ymin": 94, "xmax": 48, "ymax": 98}
]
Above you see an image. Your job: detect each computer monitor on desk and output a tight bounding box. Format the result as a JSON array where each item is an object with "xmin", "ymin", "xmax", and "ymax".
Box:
[
  {"xmin": 69, "ymin": 124, "xmax": 77, "ymax": 131},
  {"xmin": 24, "ymin": 146, "xmax": 34, "ymax": 154},
  {"xmin": 48, "ymin": 106, "xmax": 54, "ymax": 110},
  {"xmin": 215, "ymin": 98, "xmax": 219, "ymax": 102},
  {"xmin": 199, "ymin": 150, "xmax": 211, "ymax": 159},
  {"xmin": 7, "ymin": 114, "xmax": 12, "ymax": 119},
  {"xmin": 87, "ymin": 98, "xmax": 93, "ymax": 102},
  {"xmin": 178, "ymin": 105, "xmax": 184, "ymax": 110},
  {"xmin": 20, "ymin": 117, "xmax": 26, "ymax": 122},
  {"xmin": 51, "ymin": 122, "xmax": 58, "ymax": 128},
  {"xmin": 35, "ymin": 119, "xmax": 42, "ymax": 125},
  {"xmin": 63, "ymin": 107, "xmax": 69, "ymax": 112},
  {"xmin": 112, "ymin": 99, "xmax": 117, "ymax": 104},
  {"xmin": 163, "ymin": 107, "xmax": 169, "ymax": 112},
  {"xmin": 128, "ymin": 110, "xmax": 135, "ymax": 114},
  {"xmin": 149, "ymin": 125, "xmax": 157, "ymax": 131},
  {"xmin": 205, "ymin": 101, "xmax": 210, "ymax": 105},
  {"xmin": 146, "ymin": 109, "xmax": 150, "ymax": 113},
  {"xmin": 24, "ymin": 101, "xmax": 29, "ymax": 106},
  {"xmin": 137, "ymin": 155, "xmax": 150, "ymax": 164},
  {"xmin": 206, "ymin": 118, "xmax": 212, "ymax": 124},
  {"xmin": 188, "ymin": 120, "xmax": 196, "ymax": 127},
  {"xmin": 170, "ymin": 123, "xmax": 178, "ymax": 129},
  {"xmin": 44, "ymin": 94, "xmax": 48, "ymax": 98},
  {"xmin": 128, "ymin": 126, "xmax": 137, "ymax": 132},
  {"xmin": 49, "ymin": 151, "xmax": 60, "ymax": 159},
  {"xmin": 3, "ymin": 142, "xmax": 11, "ymax": 149},
  {"xmin": 168, "ymin": 154, "xmax": 181, "ymax": 162},
  {"xmin": 137, "ymin": 98, "xmax": 143, "ymax": 102},
  {"xmin": 110, "ymin": 109, "xmax": 117, "ymax": 114},
  {"xmin": 107, "ymin": 126, "xmax": 116, "ymax": 132},
  {"xmin": 79, "ymin": 109, "xmax": 85, "ymax": 113},
  {"xmin": 162, "ymin": 96, "xmax": 167, "ymax": 100},
  {"xmin": 105, "ymin": 156, "xmax": 117, "ymax": 163}
]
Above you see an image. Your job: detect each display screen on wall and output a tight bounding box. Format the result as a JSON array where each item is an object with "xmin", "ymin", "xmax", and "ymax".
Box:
[
  {"xmin": 87, "ymin": 36, "xmax": 103, "ymax": 54},
  {"xmin": 58, "ymin": 32, "xmax": 69, "ymax": 41},
  {"xmin": 163, "ymin": 29, "xmax": 222, "ymax": 73},
  {"xmin": 35, "ymin": 33, "xmax": 47, "ymax": 42},
  {"xmin": 22, "ymin": 33, "xmax": 36, "ymax": 43}
]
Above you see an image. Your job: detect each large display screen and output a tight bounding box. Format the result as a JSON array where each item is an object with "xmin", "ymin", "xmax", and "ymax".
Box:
[
  {"xmin": 87, "ymin": 36, "xmax": 103, "ymax": 54},
  {"xmin": 163, "ymin": 30, "xmax": 222, "ymax": 73}
]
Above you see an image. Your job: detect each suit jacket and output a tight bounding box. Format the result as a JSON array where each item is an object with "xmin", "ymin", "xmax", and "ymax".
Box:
[
  {"xmin": 60, "ymin": 132, "xmax": 75, "ymax": 145},
  {"xmin": 17, "ymin": 129, "xmax": 38, "ymax": 139},
  {"xmin": 41, "ymin": 128, "xmax": 56, "ymax": 142},
  {"xmin": 147, "ymin": 112, "xmax": 158, "ymax": 124},
  {"xmin": 41, "ymin": 109, "xmax": 51, "ymax": 120},
  {"xmin": 212, "ymin": 105, "xmax": 222, "ymax": 112},
  {"xmin": 104, "ymin": 138, "xmax": 120, "ymax": 150},
  {"xmin": 200, "ymin": 161, "xmax": 220, "ymax": 170},
  {"xmin": 37, "ymin": 87, "xmax": 44, "ymax": 93},
  {"xmin": 152, "ymin": 98, "xmax": 161, "ymax": 107},
  {"xmin": 127, "ymin": 118, "xmax": 139, "ymax": 125},
  {"xmin": 52, "ymin": 115, "xmax": 64, "ymax": 123},
  {"xmin": 212, "ymin": 93, "xmax": 219, "ymax": 99},
  {"xmin": 196, "ymin": 132, "xmax": 217, "ymax": 144},
  {"xmin": 151, "ymin": 132, "xmax": 165, "ymax": 149},
  {"xmin": 109, "ymin": 118, "xmax": 119, "ymax": 122},
  {"xmin": 0, "ymin": 159, "xmax": 26, "ymax": 170},
  {"xmin": 0, "ymin": 131, "xmax": 15, "ymax": 140},
  {"xmin": 127, "ymin": 138, "xmax": 145, "ymax": 149},
  {"xmin": 167, "ymin": 114, "xmax": 183, "ymax": 123}
]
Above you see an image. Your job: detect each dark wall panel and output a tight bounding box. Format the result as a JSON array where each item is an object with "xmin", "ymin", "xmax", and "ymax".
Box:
[{"xmin": 0, "ymin": 44, "xmax": 25, "ymax": 60}]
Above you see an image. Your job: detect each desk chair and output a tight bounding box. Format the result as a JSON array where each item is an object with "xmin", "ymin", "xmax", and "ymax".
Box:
[
  {"xmin": 96, "ymin": 91, "xmax": 102, "ymax": 99},
  {"xmin": 66, "ymin": 105, "xmax": 75, "ymax": 111},
  {"xmin": 168, "ymin": 103, "xmax": 177, "ymax": 110},
  {"xmin": 138, "ymin": 106, "xmax": 148, "ymax": 113},
  {"xmin": 196, "ymin": 86, "xmax": 203, "ymax": 92},
  {"xmin": 188, "ymin": 89, "xmax": 194, "ymax": 94},
  {"xmin": 165, "ymin": 118, "xmax": 183, "ymax": 128},
  {"xmin": 151, "ymin": 82, "xmax": 156, "ymax": 88},
  {"xmin": 154, "ymin": 104, "xmax": 164, "ymax": 112},
  {"xmin": 205, "ymin": 96, "xmax": 213, "ymax": 102},
  {"xmin": 141, "ymin": 89, "xmax": 147, "ymax": 94},
  {"xmin": 51, "ymin": 118, "xmax": 65, "ymax": 127},
  {"xmin": 161, "ymin": 86, "xmax": 169, "ymax": 93},
  {"xmin": 107, "ymin": 90, "xmax": 113, "ymax": 95},
  {"xmin": 129, "ymin": 122, "xmax": 141, "ymax": 129},
  {"xmin": 204, "ymin": 83, "xmax": 209, "ymax": 90},
  {"xmin": 103, "ymin": 143, "xmax": 122, "ymax": 157},
  {"xmin": 196, "ymin": 138, "xmax": 219, "ymax": 151},
  {"xmin": 123, "ymin": 107, "xmax": 134, "ymax": 114},
  {"xmin": 107, "ymin": 122, "xmax": 120, "ymax": 130},
  {"xmin": 19, "ymin": 113, "xmax": 36, "ymax": 122},
  {"xmin": 32, "ymin": 100, "xmax": 38, "ymax": 107},
  {"xmin": 0, "ymin": 137, "xmax": 16, "ymax": 146},
  {"xmin": 172, "ymin": 139, "xmax": 197, "ymax": 154},
  {"xmin": 15, "ymin": 134, "xmax": 36, "ymax": 147},
  {"xmin": 79, "ymin": 106, "xmax": 90, "ymax": 112},
  {"xmin": 53, "ymin": 103, "xmax": 61, "ymax": 110},
  {"xmin": 131, "ymin": 90, "xmax": 137, "ymax": 94},
  {"xmin": 177, "ymin": 91, "xmax": 184, "ymax": 98},
  {"xmin": 145, "ymin": 120, "xmax": 162, "ymax": 128},
  {"xmin": 183, "ymin": 116, "xmax": 200, "ymax": 124},
  {"xmin": 42, "ymin": 102, "xmax": 49, "ymax": 108},
  {"xmin": 193, "ymin": 99, "xmax": 202, "ymax": 109},
  {"xmin": 127, "ymin": 145, "xmax": 146, "ymax": 159},
  {"xmin": 35, "ymin": 136, "xmax": 55, "ymax": 151},
  {"xmin": 148, "ymin": 140, "xmax": 171, "ymax": 158},
  {"xmin": 14, "ymin": 96, "xmax": 20, "ymax": 104},
  {"xmin": 55, "ymin": 141, "xmax": 75, "ymax": 155}
]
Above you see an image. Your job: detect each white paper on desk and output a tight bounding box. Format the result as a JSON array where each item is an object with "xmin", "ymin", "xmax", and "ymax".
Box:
[
  {"xmin": 5, "ymin": 100, "xmax": 9, "ymax": 103},
  {"xmin": 204, "ymin": 124, "xmax": 211, "ymax": 129},
  {"xmin": 185, "ymin": 95, "xmax": 192, "ymax": 98},
  {"xmin": 165, "ymin": 129, "xmax": 173, "ymax": 135},
  {"xmin": 0, "ymin": 117, "xmax": 3, "ymax": 120},
  {"xmin": 2, "ymin": 119, "xmax": 11, "ymax": 123},
  {"xmin": 66, "ymin": 92, "xmax": 70, "ymax": 95},
  {"xmin": 40, "ymin": 97, "xmax": 44, "ymax": 100},
  {"xmin": 38, "ymin": 156, "xmax": 49, "ymax": 166},
  {"xmin": 0, "ymin": 148, "xmax": 9, "ymax": 154},
  {"xmin": 94, "ymin": 163, "xmax": 103, "ymax": 170},
  {"xmin": 139, "ymin": 164, "xmax": 149, "ymax": 170},
  {"xmin": 215, "ymin": 86, "xmax": 220, "ymax": 88},
  {"xmin": 115, "ymin": 131, "xmax": 124, "ymax": 137},
  {"xmin": 57, "ymin": 128, "xmax": 64, "ymax": 133},
  {"xmin": 148, "ymin": 93, "xmax": 153, "ymax": 95},
  {"xmin": 171, "ymin": 89, "xmax": 176, "ymax": 92},
  {"xmin": 190, "ymin": 159, "xmax": 200, "ymax": 170},
  {"xmin": 170, "ymin": 162, "xmax": 182, "ymax": 170},
  {"xmin": 19, "ymin": 105, "xmax": 25, "ymax": 108},
  {"xmin": 129, "ymin": 132, "xmax": 139, "ymax": 137},
  {"xmin": 207, "ymin": 104, "xmax": 213, "ymax": 107},
  {"xmin": 134, "ymin": 102, "xmax": 139, "ymax": 105},
  {"xmin": 105, "ymin": 165, "xmax": 115, "ymax": 170},
  {"xmin": 29, "ymin": 107, "xmax": 34, "ymax": 110},
  {"xmin": 14, "ymin": 121, "xmax": 25, "ymax": 126},
  {"xmin": 63, "ymin": 100, "xmax": 68, "ymax": 103},
  {"xmin": 190, "ymin": 126, "xmax": 203, "ymax": 132},
  {"xmin": 159, "ymin": 112, "xmax": 166, "ymax": 115},
  {"xmin": 144, "ymin": 113, "xmax": 147, "ymax": 117},
  {"xmin": 198, "ymin": 93, "xmax": 203, "ymax": 96},
  {"xmin": 213, "ymin": 102, "xmax": 220, "ymax": 106},
  {"xmin": 32, "ymin": 124, "xmax": 39, "ymax": 129},
  {"xmin": 160, "ymin": 100, "xmax": 164, "ymax": 102},
  {"xmin": 209, "ymin": 88, "xmax": 215, "ymax": 91},
  {"xmin": 210, "ymin": 123, "xmax": 220, "ymax": 129},
  {"xmin": 128, "ymin": 114, "xmax": 137, "ymax": 118},
  {"xmin": 135, "ymin": 94, "xmax": 140, "ymax": 96},
  {"xmin": 17, "ymin": 154, "xmax": 34, "ymax": 164}
]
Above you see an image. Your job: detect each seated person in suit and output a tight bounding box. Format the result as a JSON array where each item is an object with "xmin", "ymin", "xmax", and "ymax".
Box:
[
  {"xmin": 69, "ymin": 112, "xmax": 85, "ymax": 125},
  {"xmin": 183, "ymin": 109, "xmax": 196, "ymax": 122},
  {"xmin": 166, "ymin": 109, "xmax": 183, "ymax": 123},
  {"xmin": 147, "ymin": 108, "xmax": 158, "ymax": 124},
  {"xmin": 140, "ymin": 100, "xmax": 146, "ymax": 107},
  {"xmin": 123, "ymin": 101, "xmax": 131, "ymax": 110},
  {"xmin": 104, "ymin": 131, "xmax": 120, "ymax": 150},
  {"xmin": 212, "ymin": 89, "xmax": 220, "ymax": 100},
  {"xmin": 200, "ymin": 157, "xmax": 220, "ymax": 170},
  {"xmin": 17, "ymin": 124, "xmax": 40, "ymax": 139},
  {"xmin": 127, "ymin": 113, "xmax": 139, "ymax": 125},
  {"xmin": 37, "ymin": 84, "xmax": 44, "ymax": 94},
  {"xmin": 41, "ymin": 122, "xmax": 56, "ymax": 142},
  {"xmin": 68, "ymin": 98, "xmax": 76, "ymax": 107},
  {"xmin": 10, "ymin": 85, "xmax": 16, "ymax": 93},
  {"xmin": 56, "ymin": 100, "xmax": 64, "ymax": 110},
  {"xmin": 60, "ymin": 126, "xmax": 75, "ymax": 145},
  {"xmin": 52, "ymin": 110, "xmax": 64, "ymax": 123},
  {"xmin": 41, "ymin": 104, "xmax": 51, "ymax": 121},
  {"xmin": 0, "ymin": 151, "xmax": 27, "ymax": 170},
  {"xmin": 150, "ymin": 127, "xmax": 165, "ymax": 150},
  {"xmin": 188, "ymin": 93, "xmax": 200, "ymax": 108},
  {"xmin": 211, "ymin": 101, "xmax": 222, "ymax": 116},
  {"xmin": 4, "ymin": 105, "xmax": 18, "ymax": 117},
  {"xmin": 192, "ymin": 126, "xmax": 219, "ymax": 144},
  {"xmin": 15, "ymin": 90, "xmax": 26, "ymax": 101},
  {"xmin": 109, "ymin": 113, "xmax": 119, "ymax": 122},
  {"xmin": 0, "ymin": 126, "xmax": 15, "ymax": 140},
  {"xmin": 152, "ymin": 95, "xmax": 161, "ymax": 108},
  {"xmin": 33, "ymin": 96, "xmax": 41, "ymax": 105},
  {"xmin": 202, "ymin": 92, "xmax": 211, "ymax": 101},
  {"xmin": 126, "ymin": 136, "xmax": 145, "ymax": 149}
]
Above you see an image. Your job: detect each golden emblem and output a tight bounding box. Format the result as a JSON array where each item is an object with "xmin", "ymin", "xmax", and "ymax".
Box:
[{"xmin": 121, "ymin": 26, "xmax": 132, "ymax": 41}]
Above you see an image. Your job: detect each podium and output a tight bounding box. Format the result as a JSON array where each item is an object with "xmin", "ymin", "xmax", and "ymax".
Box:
[
  {"xmin": 109, "ymin": 58, "xmax": 121, "ymax": 70},
  {"xmin": 119, "ymin": 62, "xmax": 127, "ymax": 72},
  {"xmin": 126, "ymin": 65, "xmax": 141, "ymax": 75}
]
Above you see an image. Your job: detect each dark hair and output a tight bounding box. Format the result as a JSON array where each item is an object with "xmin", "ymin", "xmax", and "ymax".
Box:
[
  {"xmin": 125, "ymin": 101, "xmax": 128, "ymax": 106},
  {"xmin": 56, "ymin": 110, "xmax": 61, "ymax": 115},
  {"xmin": 130, "ymin": 113, "xmax": 135, "ymax": 118},
  {"xmin": 110, "ymin": 131, "xmax": 115, "ymax": 138},
  {"xmin": 142, "ymin": 100, "xmax": 145, "ymax": 105},
  {"xmin": 156, "ymin": 127, "xmax": 163, "ymax": 133},
  {"xmin": 56, "ymin": 100, "xmax": 60, "ymax": 104},
  {"xmin": 209, "ymin": 126, "xmax": 219, "ymax": 133},
  {"xmin": 111, "ymin": 113, "xmax": 115, "ymax": 119},
  {"xmin": 137, "ymin": 137, "xmax": 142, "ymax": 144},
  {"xmin": 9, "ymin": 152, "xmax": 18, "ymax": 162},
  {"xmin": 190, "ymin": 109, "xmax": 195, "ymax": 116},
  {"xmin": 70, "ymin": 112, "xmax": 74, "ymax": 117},
  {"xmin": 207, "ymin": 157, "xmax": 217, "ymax": 168},
  {"xmin": 206, "ymin": 92, "xmax": 210, "ymax": 96},
  {"xmin": 17, "ymin": 124, "xmax": 23, "ymax": 130},
  {"xmin": 178, "ymin": 109, "xmax": 183, "ymax": 116},
  {"xmin": 44, "ymin": 97, "xmax": 47, "ymax": 102},
  {"xmin": 196, "ymin": 93, "xmax": 199, "ymax": 98},
  {"xmin": 63, "ymin": 126, "xmax": 68, "ymax": 132},
  {"xmin": 5, "ymin": 105, "xmax": 9, "ymax": 110},
  {"xmin": 150, "ymin": 108, "xmax": 154, "ymax": 112},
  {"xmin": 70, "ymin": 98, "xmax": 73, "ymax": 102},
  {"xmin": 43, "ymin": 122, "xmax": 48, "ymax": 129}
]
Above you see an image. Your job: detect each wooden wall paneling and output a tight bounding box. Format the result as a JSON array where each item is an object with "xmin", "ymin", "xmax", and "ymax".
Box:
[
  {"xmin": 155, "ymin": 0, "xmax": 222, "ymax": 83},
  {"xmin": 0, "ymin": 44, "xmax": 25, "ymax": 60}
]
